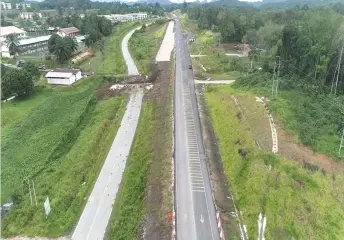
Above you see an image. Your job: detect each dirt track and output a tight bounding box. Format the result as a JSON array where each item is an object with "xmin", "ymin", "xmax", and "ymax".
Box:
[{"xmin": 140, "ymin": 61, "xmax": 172, "ymax": 240}]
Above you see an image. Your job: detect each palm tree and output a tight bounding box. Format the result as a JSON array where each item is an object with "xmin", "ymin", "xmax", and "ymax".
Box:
[
  {"xmin": 6, "ymin": 34, "xmax": 20, "ymax": 58},
  {"xmin": 53, "ymin": 37, "xmax": 78, "ymax": 63}
]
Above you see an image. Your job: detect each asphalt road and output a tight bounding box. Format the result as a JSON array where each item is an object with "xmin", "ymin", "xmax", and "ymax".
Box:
[
  {"xmin": 174, "ymin": 18, "xmax": 220, "ymax": 240},
  {"xmin": 72, "ymin": 28, "xmax": 143, "ymax": 240}
]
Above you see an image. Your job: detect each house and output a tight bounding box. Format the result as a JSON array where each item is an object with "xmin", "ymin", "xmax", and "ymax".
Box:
[
  {"xmin": 20, "ymin": 12, "xmax": 42, "ymax": 20},
  {"xmin": 100, "ymin": 13, "xmax": 148, "ymax": 23},
  {"xmin": 1, "ymin": 35, "xmax": 51, "ymax": 58},
  {"xmin": 15, "ymin": 3, "xmax": 30, "ymax": 9},
  {"xmin": 57, "ymin": 27, "xmax": 80, "ymax": 38},
  {"xmin": 0, "ymin": 26, "xmax": 26, "ymax": 42},
  {"xmin": 1, "ymin": 2, "xmax": 12, "ymax": 10},
  {"xmin": 45, "ymin": 68, "xmax": 82, "ymax": 85}
]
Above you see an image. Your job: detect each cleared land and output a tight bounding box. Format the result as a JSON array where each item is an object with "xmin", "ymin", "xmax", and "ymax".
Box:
[
  {"xmin": 204, "ymin": 85, "xmax": 344, "ymax": 239},
  {"xmin": 181, "ymin": 14, "xmax": 244, "ymax": 81},
  {"xmin": 1, "ymin": 22, "xmax": 136, "ymax": 237}
]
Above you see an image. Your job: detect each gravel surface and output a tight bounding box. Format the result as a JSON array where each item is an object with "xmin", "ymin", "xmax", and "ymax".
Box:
[{"xmin": 156, "ymin": 21, "xmax": 175, "ymax": 62}]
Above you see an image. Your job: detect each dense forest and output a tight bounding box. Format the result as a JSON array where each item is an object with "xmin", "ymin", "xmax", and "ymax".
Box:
[{"xmin": 188, "ymin": 3, "xmax": 344, "ymax": 94}]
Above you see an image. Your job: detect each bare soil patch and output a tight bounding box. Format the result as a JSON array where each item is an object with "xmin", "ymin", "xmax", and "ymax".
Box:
[
  {"xmin": 277, "ymin": 126, "xmax": 344, "ymax": 173},
  {"xmin": 140, "ymin": 61, "xmax": 172, "ymax": 240}
]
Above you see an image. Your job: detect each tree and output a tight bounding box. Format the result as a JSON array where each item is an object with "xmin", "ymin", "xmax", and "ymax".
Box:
[
  {"xmin": 33, "ymin": 13, "xmax": 40, "ymax": 21},
  {"xmin": 23, "ymin": 62, "xmax": 40, "ymax": 80},
  {"xmin": 53, "ymin": 37, "xmax": 78, "ymax": 63},
  {"xmin": 48, "ymin": 34, "xmax": 61, "ymax": 54},
  {"xmin": 6, "ymin": 34, "xmax": 20, "ymax": 58},
  {"xmin": 1, "ymin": 69, "xmax": 34, "ymax": 99}
]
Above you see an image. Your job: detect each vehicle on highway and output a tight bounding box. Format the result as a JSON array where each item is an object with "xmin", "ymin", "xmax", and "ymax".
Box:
[{"xmin": 189, "ymin": 64, "xmax": 192, "ymax": 69}]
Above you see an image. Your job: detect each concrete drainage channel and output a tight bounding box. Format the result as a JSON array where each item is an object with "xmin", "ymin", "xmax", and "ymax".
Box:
[{"xmin": 72, "ymin": 26, "xmax": 144, "ymax": 240}]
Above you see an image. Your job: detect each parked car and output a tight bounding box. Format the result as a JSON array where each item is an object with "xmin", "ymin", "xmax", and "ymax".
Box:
[
  {"xmin": 38, "ymin": 65, "xmax": 46, "ymax": 70},
  {"xmin": 16, "ymin": 60, "xmax": 25, "ymax": 67}
]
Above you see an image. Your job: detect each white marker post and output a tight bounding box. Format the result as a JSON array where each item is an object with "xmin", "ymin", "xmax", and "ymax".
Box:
[{"xmin": 44, "ymin": 197, "xmax": 51, "ymax": 219}]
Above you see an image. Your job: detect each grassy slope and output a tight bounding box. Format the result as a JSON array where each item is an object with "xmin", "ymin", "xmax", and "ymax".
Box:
[
  {"xmin": 97, "ymin": 22, "xmax": 140, "ymax": 76},
  {"xmin": 269, "ymin": 91, "xmax": 344, "ymax": 160},
  {"xmin": 106, "ymin": 102, "xmax": 154, "ymax": 240},
  {"xmin": 232, "ymin": 73, "xmax": 344, "ymax": 160},
  {"xmin": 205, "ymin": 85, "xmax": 344, "ymax": 239},
  {"xmin": 1, "ymin": 22, "xmax": 137, "ymax": 236},
  {"xmin": 2, "ymin": 96, "xmax": 127, "ymax": 237},
  {"xmin": 129, "ymin": 22, "xmax": 167, "ymax": 75}
]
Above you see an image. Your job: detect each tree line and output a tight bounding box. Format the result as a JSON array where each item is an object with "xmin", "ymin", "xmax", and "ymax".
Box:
[{"xmin": 187, "ymin": 4, "xmax": 344, "ymax": 93}]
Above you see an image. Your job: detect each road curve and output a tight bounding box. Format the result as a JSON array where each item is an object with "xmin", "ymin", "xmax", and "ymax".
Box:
[
  {"xmin": 122, "ymin": 27, "xmax": 141, "ymax": 75},
  {"xmin": 72, "ymin": 27, "xmax": 143, "ymax": 240},
  {"xmin": 174, "ymin": 17, "xmax": 220, "ymax": 240}
]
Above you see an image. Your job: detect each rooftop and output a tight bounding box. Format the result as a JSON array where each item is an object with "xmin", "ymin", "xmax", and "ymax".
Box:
[
  {"xmin": 19, "ymin": 35, "xmax": 51, "ymax": 46},
  {"xmin": 53, "ymin": 68, "xmax": 81, "ymax": 74},
  {"xmin": 45, "ymin": 72, "xmax": 74, "ymax": 78},
  {"xmin": 59, "ymin": 27, "xmax": 80, "ymax": 35},
  {"xmin": 0, "ymin": 26, "xmax": 26, "ymax": 37}
]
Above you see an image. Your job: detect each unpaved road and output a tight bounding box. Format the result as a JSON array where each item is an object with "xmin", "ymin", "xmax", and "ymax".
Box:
[
  {"xmin": 174, "ymin": 17, "xmax": 220, "ymax": 240},
  {"xmin": 72, "ymin": 28, "xmax": 143, "ymax": 240}
]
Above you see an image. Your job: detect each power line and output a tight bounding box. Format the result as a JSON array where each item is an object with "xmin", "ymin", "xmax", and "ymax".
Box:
[
  {"xmin": 339, "ymin": 128, "xmax": 344, "ymax": 156},
  {"xmin": 271, "ymin": 56, "xmax": 280, "ymax": 98}
]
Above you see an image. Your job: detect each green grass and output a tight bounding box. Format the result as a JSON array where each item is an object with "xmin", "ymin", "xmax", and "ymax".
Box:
[
  {"xmin": 205, "ymin": 85, "xmax": 344, "ymax": 239},
  {"xmin": 1, "ymin": 23, "xmax": 140, "ymax": 236},
  {"xmin": 2, "ymin": 95, "xmax": 128, "ymax": 237},
  {"xmin": 129, "ymin": 22, "xmax": 167, "ymax": 75},
  {"xmin": 1, "ymin": 88, "xmax": 52, "ymax": 140},
  {"xmin": 106, "ymin": 102, "xmax": 154, "ymax": 240},
  {"xmin": 233, "ymin": 73, "xmax": 344, "ymax": 160},
  {"xmin": 182, "ymin": 14, "xmax": 243, "ymax": 80},
  {"xmin": 97, "ymin": 22, "xmax": 140, "ymax": 76}
]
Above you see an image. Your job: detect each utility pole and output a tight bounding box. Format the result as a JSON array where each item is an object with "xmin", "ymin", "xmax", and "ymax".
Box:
[
  {"xmin": 32, "ymin": 180, "xmax": 38, "ymax": 206},
  {"xmin": 339, "ymin": 128, "xmax": 344, "ymax": 156},
  {"xmin": 272, "ymin": 56, "xmax": 281, "ymax": 98},
  {"xmin": 28, "ymin": 180, "xmax": 33, "ymax": 205}
]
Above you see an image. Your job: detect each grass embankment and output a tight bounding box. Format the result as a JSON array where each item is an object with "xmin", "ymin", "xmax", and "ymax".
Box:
[
  {"xmin": 205, "ymin": 85, "xmax": 344, "ymax": 239},
  {"xmin": 106, "ymin": 102, "xmax": 154, "ymax": 240},
  {"xmin": 181, "ymin": 14, "xmax": 244, "ymax": 80},
  {"xmin": 234, "ymin": 73, "xmax": 344, "ymax": 160},
  {"xmin": 129, "ymin": 21, "xmax": 167, "ymax": 75},
  {"xmin": 81, "ymin": 22, "xmax": 140, "ymax": 75},
  {"xmin": 1, "ymin": 23, "xmax": 137, "ymax": 237}
]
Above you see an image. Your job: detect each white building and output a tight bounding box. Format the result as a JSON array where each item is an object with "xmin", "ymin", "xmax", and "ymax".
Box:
[
  {"xmin": 15, "ymin": 3, "xmax": 30, "ymax": 9},
  {"xmin": 1, "ymin": 35, "xmax": 51, "ymax": 58},
  {"xmin": 45, "ymin": 68, "xmax": 82, "ymax": 85},
  {"xmin": 1, "ymin": 2, "xmax": 12, "ymax": 10},
  {"xmin": 0, "ymin": 26, "xmax": 26, "ymax": 42},
  {"xmin": 20, "ymin": 12, "xmax": 42, "ymax": 20},
  {"xmin": 100, "ymin": 13, "xmax": 148, "ymax": 23}
]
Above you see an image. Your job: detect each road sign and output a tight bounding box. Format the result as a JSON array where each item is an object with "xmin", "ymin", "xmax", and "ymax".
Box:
[{"xmin": 44, "ymin": 197, "xmax": 51, "ymax": 217}]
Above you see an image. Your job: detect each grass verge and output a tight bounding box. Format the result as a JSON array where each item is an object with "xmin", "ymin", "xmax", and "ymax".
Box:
[
  {"xmin": 129, "ymin": 21, "xmax": 167, "ymax": 75},
  {"xmin": 205, "ymin": 85, "xmax": 344, "ymax": 240}
]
